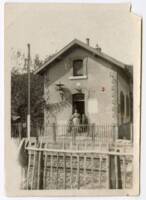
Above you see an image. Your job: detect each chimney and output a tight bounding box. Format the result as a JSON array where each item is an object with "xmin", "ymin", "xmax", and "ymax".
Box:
[
  {"xmin": 95, "ymin": 43, "xmax": 101, "ymax": 52},
  {"xmin": 86, "ymin": 38, "xmax": 90, "ymax": 46}
]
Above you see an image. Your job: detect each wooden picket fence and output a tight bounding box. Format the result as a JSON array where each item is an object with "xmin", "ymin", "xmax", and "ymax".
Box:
[
  {"xmin": 21, "ymin": 138, "xmax": 133, "ymax": 190},
  {"xmin": 19, "ymin": 123, "xmax": 133, "ymax": 190}
]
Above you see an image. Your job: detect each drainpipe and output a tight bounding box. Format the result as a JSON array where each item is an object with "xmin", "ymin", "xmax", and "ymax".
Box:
[{"xmin": 27, "ymin": 43, "xmax": 31, "ymax": 139}]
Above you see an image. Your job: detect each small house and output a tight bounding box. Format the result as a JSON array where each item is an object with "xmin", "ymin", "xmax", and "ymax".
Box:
[{"xmin": 35, "ymin": 38, "xmax": 133, "ymax": 140}]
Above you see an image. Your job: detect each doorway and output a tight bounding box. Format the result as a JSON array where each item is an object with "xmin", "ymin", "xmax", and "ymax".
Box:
[{"xmin": 72, "ymin": 93, "xmax": 85, "ymax": 116}]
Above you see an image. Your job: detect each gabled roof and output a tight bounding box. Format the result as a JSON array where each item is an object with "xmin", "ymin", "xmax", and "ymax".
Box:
[{"xmin": 34, "ymin": 38, "xmax": 132, "ymax": 75}]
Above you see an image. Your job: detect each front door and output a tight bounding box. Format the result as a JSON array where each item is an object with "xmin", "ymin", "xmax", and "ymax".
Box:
[{"xmin": 72, "ymin": 93, "xmax": 85, "ymax": 117}]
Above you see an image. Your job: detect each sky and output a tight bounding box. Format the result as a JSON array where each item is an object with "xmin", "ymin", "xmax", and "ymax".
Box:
[{"xmin": 5, "ymin": 3, "xmax": 141, "ymax": 69}]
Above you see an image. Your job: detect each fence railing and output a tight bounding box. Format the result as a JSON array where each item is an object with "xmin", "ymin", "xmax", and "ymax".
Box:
[
  {"xmin": 46, "ymin": 124, "xmax": 119, "ymax": 145},
  {"xmin": 21, "ymin": 123, "xmax": 132, "ymax": 154},
  {"xmin": 12, "ymin": 123, "xmax": 133, "ymax": 149}
]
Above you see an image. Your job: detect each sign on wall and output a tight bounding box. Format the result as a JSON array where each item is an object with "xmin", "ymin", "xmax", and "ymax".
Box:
[{"xmin": 88, "ymin": 98, "xmax": 98, "ymax": 114}]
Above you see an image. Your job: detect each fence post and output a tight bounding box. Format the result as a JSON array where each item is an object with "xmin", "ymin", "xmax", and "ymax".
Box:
[
  {"xmin": 31, "ymin": 150, "xmax": 37, "ymax": 189},
  {"xmin": 63, "ymin": 153, "xmax": 66, "ymax": 189},
  {"xmin": 83, "ymin": 154, "xmax": 86, "ymax": 187},
  {"xmin": 115, "ymin": 155, "xmax": 118, "ymax": 189},
  {"xmin": 91, "ymin": 154, "xmax": 94, "ymax": 188},
  {"xmin": 77, "ymin": 155, "xmax": 80, "ymax": 189},
  {"xmin": 50, "ymin": 154, "xmax": 53, "ymax": 188},
  {"xmin": 106, "ymin": 155, "xmax": 110, "ymax": 189},
  {"xmin": 109, "ymin": 154, "xmax": 122, "ymax": 189},
  {"xmin": 123, "ymin": 156, "xmax": 126, "ymax": 189},
  {"xmin": 37, "ymin": 142, "xmax": 44, "ymax": 189},
  {"xmin": 99, "ymin": 155, "xmax": 102, "ymax": 187},
  {"xmin": 70, "ymin": 153, "xmax": 73, "ymax": 189},
  {"xmin": 43, "ymin": 149, "xmax": 47, "ymax": 189},
  {"xmin": 26, "ymin": 150, "xmax": 31, "ymax": 189},
  {"xmin": 109, "ymin": 155, "xmax": 116, "ymax": 189}
]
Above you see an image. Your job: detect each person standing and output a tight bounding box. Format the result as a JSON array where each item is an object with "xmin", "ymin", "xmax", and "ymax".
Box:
[{"xmin": 72, "ymin": 109, "xmax": 80, "ymax": 144}]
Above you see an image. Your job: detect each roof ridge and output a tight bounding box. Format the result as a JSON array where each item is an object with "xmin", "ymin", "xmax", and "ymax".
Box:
[{"xmin": 34, "ymin": 38, "xmax": 131, "ymax": 75}]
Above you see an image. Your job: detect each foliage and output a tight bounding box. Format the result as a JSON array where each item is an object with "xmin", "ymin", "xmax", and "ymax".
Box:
[
  {"xmin": 11, "ymin": 72, "xmax": 44, "ymax": 125},
  {"xmin": 11, "ymin": 53, "xmax": 44, "ymax": 127}
]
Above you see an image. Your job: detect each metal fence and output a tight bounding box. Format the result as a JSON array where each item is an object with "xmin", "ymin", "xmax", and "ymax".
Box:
[
  {"xmin": 45, "ymin": 123, "xmax": 133, "ymax": 147},
  {"xmin": 12, "ymin": 122, "xmax": 132, "ymax": 141}
]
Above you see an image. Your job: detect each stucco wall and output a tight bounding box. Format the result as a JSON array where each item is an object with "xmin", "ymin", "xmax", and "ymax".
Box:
[{"xmin": 43, "ymin": 47, "xmax": 123, "ymax": 135}]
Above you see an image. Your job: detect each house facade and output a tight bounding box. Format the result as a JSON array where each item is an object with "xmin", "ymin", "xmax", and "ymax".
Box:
[{"xmin": 35, "ymin": 39, "xmax": 133, "ymax": 137}]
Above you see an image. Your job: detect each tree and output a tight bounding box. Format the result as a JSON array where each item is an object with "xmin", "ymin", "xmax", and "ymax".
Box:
[
  {"xmin": 11, "ymin": 52, "xmax": 44, "ymax": 135},
  {"xmin": 11, "ymin": 72, "xmax": 44, "ymax": 123},
  {"xmin": 34, "ymin": 54, "xmax": 43, "ymax": 71}
]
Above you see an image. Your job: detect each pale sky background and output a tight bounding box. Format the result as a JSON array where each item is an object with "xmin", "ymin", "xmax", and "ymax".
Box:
[{"xmin": 5, "ymin": 3, "xmax": 141, "ymax": 68}]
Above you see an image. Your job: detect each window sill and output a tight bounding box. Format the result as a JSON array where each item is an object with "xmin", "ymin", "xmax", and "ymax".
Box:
[{"xmin": 69, "ymin": 75, "xmax": 87, "ymax": 80}]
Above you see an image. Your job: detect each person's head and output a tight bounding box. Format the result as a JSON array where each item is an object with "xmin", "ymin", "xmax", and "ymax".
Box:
[{"xmin": 74, "ymin": 109, "xmax": 78, "ymax": 113}]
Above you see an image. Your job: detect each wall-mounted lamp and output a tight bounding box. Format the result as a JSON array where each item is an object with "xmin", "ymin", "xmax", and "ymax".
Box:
[
  {"xmin": 56, "ymin": 82, "xmax": 64, "ymax": 101},
  {"xmin": 75, "ymin": 82, "xmax": 82, "ymax": 93}
]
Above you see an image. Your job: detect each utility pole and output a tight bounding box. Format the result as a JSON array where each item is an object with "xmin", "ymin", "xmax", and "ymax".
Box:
[{"xmin": 27, "ymin": 43, "xmax": 31, "ymax": 139}]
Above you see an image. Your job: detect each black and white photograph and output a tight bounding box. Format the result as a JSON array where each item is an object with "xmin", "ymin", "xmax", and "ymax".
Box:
[{"xmin": 4, "ymin": 3, "xmax": 141, "ymax": 196}]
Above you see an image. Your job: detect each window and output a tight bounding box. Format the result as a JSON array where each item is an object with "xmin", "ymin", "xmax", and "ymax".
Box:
[
  {"xmin": 73, "ymin": 59, "xmax": 83, "ymax": 76},
  {"xmin": 120, "ymin": 91, "xmax": 125, "ymax": 116},
  {"xmin": 126, "ymin": 95, "xmax": 130, "ymax": 117}
]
